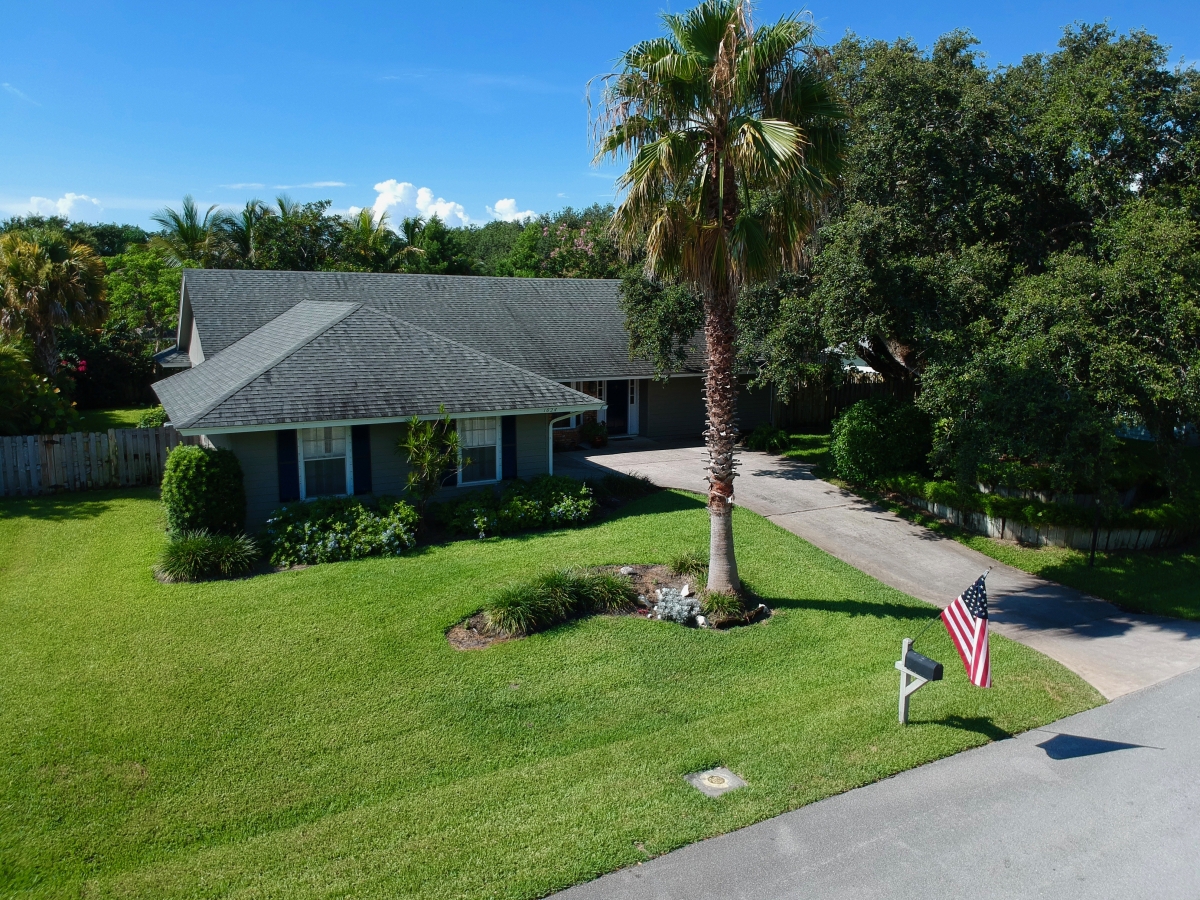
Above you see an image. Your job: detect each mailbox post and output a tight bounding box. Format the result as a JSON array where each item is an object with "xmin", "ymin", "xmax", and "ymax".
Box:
[{"xmin": 895, "ymin": 638, "xmax": 944, "ymax": 724}]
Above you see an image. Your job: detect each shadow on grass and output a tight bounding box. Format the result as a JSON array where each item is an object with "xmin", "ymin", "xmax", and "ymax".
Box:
[
  {"xmin": 911, "ymin": 714, "xmax": 1013, "ymax": 741},
  {"xmin": 0, "ymin": 487, "xmax": 155, "ymax": 522},
  {"xmin": 762, "ymin": 594, "xmax": 943, "ymax": 623}
]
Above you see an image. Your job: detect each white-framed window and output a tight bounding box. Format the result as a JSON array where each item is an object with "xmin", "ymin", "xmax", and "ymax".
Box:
[
  {"xmin": 459, "ymin": 417, "xmax": 501, "ymax": 484},
  {"xmin": 299, "ymin": 425, "xmax": 353, "ymax": 498}
]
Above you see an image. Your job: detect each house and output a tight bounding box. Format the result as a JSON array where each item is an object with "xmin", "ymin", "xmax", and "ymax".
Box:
[{"xmin": 152, "ymin": 270, "xmax": 772, "ymax": 527}]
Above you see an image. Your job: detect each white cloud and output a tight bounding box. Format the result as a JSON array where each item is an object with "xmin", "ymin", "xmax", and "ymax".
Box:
[
  {"xmin": 24, "ymin": 192, "xmax": 102, "ymax": 218},
  {"xmin": 273, "ymin": 181, "xmax": 348, "ymax": 189},
  {"xmin": 557, "ymin": 192, "xmax": 568, "ymax": 198},
  {"xmin": 220, "ymin": 182, "xmax": 265, "ymax": 190},
  {"xmin": 487, "ymin": 198, "xmax": 536, "ymax": 222},
  {"xmin": 2, "ymin": 83, "xmax": 38, "ymax": 105},
  {"xmin": 370, "ymin": 179, "xmax": 472, "ymax": 227}
]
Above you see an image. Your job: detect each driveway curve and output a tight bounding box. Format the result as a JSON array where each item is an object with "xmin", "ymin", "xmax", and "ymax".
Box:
[{"xmin": 556, "ymin": 440, "xmax": 1200, "ymax": 700}]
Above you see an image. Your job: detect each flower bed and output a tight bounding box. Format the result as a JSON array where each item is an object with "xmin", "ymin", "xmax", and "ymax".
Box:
[{"xmin": 262, "ymin": 497, "xmax": 418, "ymax": 567}]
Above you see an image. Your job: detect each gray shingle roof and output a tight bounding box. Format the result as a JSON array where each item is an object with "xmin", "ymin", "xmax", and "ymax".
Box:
[
  {"xmin": 154, "ymin": 301, "xmax": 603, "ymax": 431},
  {"xmin": 180, "ymin": 269, "xmax": 704, "ymax": 379}
]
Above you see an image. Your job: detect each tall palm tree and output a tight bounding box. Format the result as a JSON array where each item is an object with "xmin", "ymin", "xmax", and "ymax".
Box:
[
  {"xmin": 151, "ymin": 195, "xmax": 230, "ymax": 267},
  {"xmin": 227, "ymin": 199, "xmax": 275, "ymax": 267},
  {"xmin": 0, "ymin": 231, "xmax": 107, "ymax": 375},
  {"xmin": 594, "ymin": 0, "xmax": 844, "ymax": 593}
]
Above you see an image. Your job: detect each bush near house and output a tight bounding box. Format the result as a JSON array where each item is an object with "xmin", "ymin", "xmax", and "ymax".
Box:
[
  {"xmin": 262, "ymin": 496, "xmax": 419, "ymax": 567},
  {"xmin": 743, "ymin": 423, "xmax": 792, "ymax": 454},
  {"xmin": 160, "ymin": 444, "xmax": 246, "ymax": 535},
  {"xmin": 830, "ymin": 398, "xmax": 931, "ymax": 484},
  {"xmin": 431, "ymin": 475, "xmax": 597, "ymax": 539}
]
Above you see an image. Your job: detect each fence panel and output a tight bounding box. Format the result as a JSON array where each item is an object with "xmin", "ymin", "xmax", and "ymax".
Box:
[{"xmin": 0, "ymin": 425, "xmax": 195, "ymax": 498}]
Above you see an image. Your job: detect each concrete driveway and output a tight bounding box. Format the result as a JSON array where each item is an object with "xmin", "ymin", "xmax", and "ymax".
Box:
[
  {"xmin": 556, "ymin": 440, "xmax": 1200, "ymax": 699},
  {"xmin": 554, "ymin": 660, "xmax": 1200, "ymax": 900}
]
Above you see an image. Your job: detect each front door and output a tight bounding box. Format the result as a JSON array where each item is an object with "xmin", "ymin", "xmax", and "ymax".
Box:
[{"xmin": 605, "ymin": 379, "xmax": 629, "ymax": 435}]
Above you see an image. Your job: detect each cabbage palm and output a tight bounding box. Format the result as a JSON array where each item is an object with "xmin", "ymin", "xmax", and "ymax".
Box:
[
  {"xmin": 227, "ymin": 199, "xmax": 275, "ymax": 267},
  {"xmin": 0, "ymin": 231, "xmax": 107, "ymax": 375},
  {"xmin": 151, "ymin": 195, "xmax": 230, "ymax": 267},
  {"xmin": 595, "ymin": 0, "xmax": 844, "ymax": 593},
  {"xmin": 341, "ymin": 208, "xmax": 423, "ymax": 272}
]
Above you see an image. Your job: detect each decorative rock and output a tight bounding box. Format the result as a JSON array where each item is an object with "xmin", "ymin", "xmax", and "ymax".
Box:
[
  {"xmin": 619, "ymin": 566, "xmax": 635, "ymax": 575},
  {"xmin": 696, "ymin": 615, "xmax": 707, "ymax": 628},
  {"xmin": 681, "ymin": 584, "xmax": 692, "ymax": 597}
]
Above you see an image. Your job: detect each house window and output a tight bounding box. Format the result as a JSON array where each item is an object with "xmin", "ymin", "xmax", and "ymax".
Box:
[
  {"xmin": 300, "ymin": 426, "xmax": 349, "ymax": 497},
  {"xmin": 459, "ymin": 417, "xmax": 500, "ymax": 484}
]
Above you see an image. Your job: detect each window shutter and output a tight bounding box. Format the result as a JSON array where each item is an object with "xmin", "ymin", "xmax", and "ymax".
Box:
[
  {"xmin": 351, "ymin": 425, "xmax": 372, "ymax": 495},
  {"xmin": 501, "ymin": 415, "xmax": 517, "ymax": 479},
  {"xmin": 276, "ymin": 429, "xmax": 300, "ymax": 502}
]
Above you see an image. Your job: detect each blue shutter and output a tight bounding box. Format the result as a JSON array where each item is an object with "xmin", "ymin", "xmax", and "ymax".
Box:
[
  {"xmin": 501, "ymin": 415, "xmax": 517, "ymax": 479},
  {"xmin": 351, "ymin": 425, "xmax": 373, "ymax": 495},
  {"xmin": 277, "ymin": 429, "xmax": 300, "ymax": 502}
]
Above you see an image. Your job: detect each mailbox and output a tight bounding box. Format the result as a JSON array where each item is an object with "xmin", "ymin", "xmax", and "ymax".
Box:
[{"xmin": 904, "ymin": 650, "xmax": 943, "ymax": 682}]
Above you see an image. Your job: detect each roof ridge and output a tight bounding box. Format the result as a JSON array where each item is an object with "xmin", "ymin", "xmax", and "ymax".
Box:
[
  {"xmin": 357, "ymin": 305, "xmax": 599, "ymax": 406},
  {"xmin": 175, "ymin": 301, "xmax": 360, "ymax": 428}
]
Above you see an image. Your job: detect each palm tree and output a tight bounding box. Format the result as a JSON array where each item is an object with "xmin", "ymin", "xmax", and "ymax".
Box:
[
  {"xmin": 341, "ymin": 208, "xmax": 415, "ymax": 272},
  {"xmin": 0, "ymin": 231, "xmax": 107, "ymax": 375},
  {"xmin": 594, "ymin": 0, "xmax": 844, "ymax": 594},
  {"xmin": 227, "ymin": 199, "xmax": 275, "ymax": 267},
  {"xmin": 151, "ymin": 195, "xmax": 230, "ymax": 267}
]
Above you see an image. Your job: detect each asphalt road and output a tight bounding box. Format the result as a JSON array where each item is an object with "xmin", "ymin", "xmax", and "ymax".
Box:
[{"xmin": 555, "ymin": 665, "xmax": 1200, "ymax": 900}]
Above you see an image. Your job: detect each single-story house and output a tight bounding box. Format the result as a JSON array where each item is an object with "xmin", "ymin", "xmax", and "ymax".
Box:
[{"xmin": 152, "ymin": 270, "xmax": 772, "ymax": 527}]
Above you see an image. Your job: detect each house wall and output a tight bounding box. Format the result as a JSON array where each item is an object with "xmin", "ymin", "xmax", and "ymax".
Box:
[
  {"xmin": 208, "ymin": 413, "xmax": 553, "ymax": 530},
  {"xmin": 644, "ymin": 376, "xmax": 706, "ymax": 440}
]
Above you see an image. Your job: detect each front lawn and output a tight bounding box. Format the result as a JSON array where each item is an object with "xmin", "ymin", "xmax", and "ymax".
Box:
[{"xmin": 0, "ymin": 488, "xmax": 1099, "ymax": 899}]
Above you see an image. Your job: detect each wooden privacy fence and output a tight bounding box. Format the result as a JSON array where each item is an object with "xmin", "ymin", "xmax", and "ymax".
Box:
[
  {"xmin": 775, "ymin": 379, "xmax": 912, "ymax": 427},
  {"xmin": 0, "ymin": 426, "xmax": 198, "ymax": 497}
]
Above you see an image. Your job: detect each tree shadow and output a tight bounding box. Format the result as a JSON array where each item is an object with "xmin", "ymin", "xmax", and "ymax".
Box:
[
  {"xmin": 909, "ymin": 714, "xmax": 1013, "ymax": 741},
  {"xmin": 761, "ymin": 594, "xmax": 944, "ymax": 623},
  {"xmin": 0, "ymin": 489, "xmax": 150, "ymax": 522}
]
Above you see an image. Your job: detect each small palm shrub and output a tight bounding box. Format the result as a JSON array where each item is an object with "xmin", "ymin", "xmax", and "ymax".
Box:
[
  {"xmin": 830, "ymin": 398, "xmax": 930, "ymax": 485},
  {"xmin": 744, "ymin": 423, "xmax": 791, "ymax": 454},
  {"xmin": 483, "ymin": 569, "xmax": 637, "ymax": 636},
  {"xmin": 155, "ymin": 530, "xmax": 258, "ymax": 582},
  {"xmin": 160, "ymin": 445, "xmax": 246, "ymax": 535},
  {"xmin": 262, "ymin": 497, "xmax": 418, "ymax": 567}
]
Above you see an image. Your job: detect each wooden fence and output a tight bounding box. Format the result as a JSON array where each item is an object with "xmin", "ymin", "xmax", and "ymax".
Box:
[
  {"xmin": 775, "ymin": 379, "xmax": 912, "ymax": 427},
  {"xmin": 0, "ymin": 426, "xmax": 198, "ymax": 497}
]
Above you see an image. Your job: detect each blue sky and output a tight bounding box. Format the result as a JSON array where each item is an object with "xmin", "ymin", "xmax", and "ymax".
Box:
[{"xmin": 2, "ymin": 1, "xmax": 1197, "ymax": 231}]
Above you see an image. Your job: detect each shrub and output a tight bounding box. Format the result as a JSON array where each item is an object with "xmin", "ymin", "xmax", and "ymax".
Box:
[
  {"xmin": 483, "ymin": 569, "xmax": 637, "ymax": 636},
  {"xmin": 830, "ymin": 398, "xmax": 930, "ymax": 485},
  {"xmin": 744, "ymin": 423, "xmax": 791, "ymax": 454},
  {"xmin": 136, "ymin": 405, "xmax": 168, "ymax": 428},
  {"xmin": 155, "ymin": 529, "xmax": 258, "ymax": 582},
  {"xmin": 588, "ymin": 471, "xmax": 657, "ymax": 502},
  {"xmin": 701, "ymin": 590, "xmax": 746, "ymax": 622},
  {"xmin": 160, "ymin": 445, "xmax": 246, "ymax": 535},
  {"xmin": 579, "ymin": 419, "xmax": 608, "ymax": 446},
  {"xmin": 262, "ymin": 497, "xmax": 418, "ymax": 567},
  {"xmin": 668, "ymin": 550, "xmax": 708, "ymax": 579},
  {"xmin": 432, "ymin": 475, "xmax": 597, "ymax": 539},
  {"xmin": 399, "ymin": 407, "xmax": 461, "ymax": 522}
]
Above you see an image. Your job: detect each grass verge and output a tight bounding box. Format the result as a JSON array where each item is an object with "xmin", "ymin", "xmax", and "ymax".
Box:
[{"xmin": 0, "ymin": 487, "xmax": 1099, "ymax": 899}]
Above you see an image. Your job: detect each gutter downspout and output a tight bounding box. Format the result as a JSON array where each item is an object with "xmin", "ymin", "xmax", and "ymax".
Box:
[{"xmin": 547, "ymin": 413, "xmax": 574, "ymax": 476}]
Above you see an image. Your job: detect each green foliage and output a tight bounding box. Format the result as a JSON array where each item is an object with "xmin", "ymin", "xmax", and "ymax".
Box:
[
  {"xmin": 58, "ymin": 324, "xmax": 157, "ymax": 409},
  {"xmin": 483, "ymin": 569, "xmax": 637, "ymax": 636},
  {"xmin": 136, "ymin": 406, "xmax": 168, "ymax": 428},
  {"xmin": 160, "ymin": 445, "xmax": 246, "ymax": 536},
  {"xmin": 668, "ymin": 549, "xmax": 708, "ymax": 579},
  {"xmin": 743, "ymin": 423, "xmax": 792, "ymax": 454},
  {"xmin": 155, "ymin": 530, "xmax": 259, "ymax": 582},
  {"xmin": 701, "ymin": 590, "xmax": 745, "ymax": 621},
  {"xmin": 103, "ymin": 244, "xmax": 181, "ymax": 349},
  {"xmin": 0, "ymin": 342, "xmax": 78, "ymax": 435},
  {"xmin": 0, "ymin": 214, "xmax": 148, "ymax": 256},
  {"xmin": 262, "ymin": 497, "xmax": 418, "ymax": 567},
  {"xmin": 578, "ymin": 419, "xmax": 608, "ymax": 446},
  {"xmin": 618, "ymin": 273, "xmax": 705, "ymax": 378},
  {"xmin": 831, "ymin": 398, "xmax": 931, "ymax": 484},
  {"xmin": 431, "ymin": 475, "xmax": 597, "ymax": 539},
  {"xmin": 399, "ymin": 408, "xmax": 462, "ymax": 520},
  {"xmin": 587, "ymin": 471, "xmax": 658, "ymax": 503}
]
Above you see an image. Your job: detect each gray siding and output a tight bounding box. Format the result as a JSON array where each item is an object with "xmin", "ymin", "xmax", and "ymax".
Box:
[
  {"xmin": 645, "ymin": 376, "xmax": 706, "ymax": 440},
  {"xmin": 223, "ymin": 431, "xmax": 279, "ymax": 529},
  {"xmin": 515, "ymin": 414, "xmax": 550, "ymax": 478},
  {"xmin": 369, "ymin": 423, "xmax": 409, "ymax": 496}
]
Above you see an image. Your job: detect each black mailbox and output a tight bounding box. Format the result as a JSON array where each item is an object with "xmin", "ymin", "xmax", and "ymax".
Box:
[{"xmin": 904, "ymin": 650, "xmax": 943, "ymax": 682}]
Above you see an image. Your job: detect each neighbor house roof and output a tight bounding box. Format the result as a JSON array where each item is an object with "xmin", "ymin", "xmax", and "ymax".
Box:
[
  {"xmin": 154, "ymin": 300, "xmax": 604, "ymax": 433},
  {"xmin": 176, "ymin": 269, "xmax": 704, "ymax": 379}
]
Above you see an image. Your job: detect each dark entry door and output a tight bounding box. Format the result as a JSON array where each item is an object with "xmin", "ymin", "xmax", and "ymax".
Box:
[{"xmin": 605, "ymin": 379, "xmax": 629, "ymax": 435}]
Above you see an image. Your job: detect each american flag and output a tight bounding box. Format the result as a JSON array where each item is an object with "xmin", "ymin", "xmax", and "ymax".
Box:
[{"xmin": 942, "ymin": 574, "xmax": 991, "ymax": 687}]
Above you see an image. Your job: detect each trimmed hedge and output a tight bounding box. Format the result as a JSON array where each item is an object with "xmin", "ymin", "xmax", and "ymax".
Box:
[
  {"xmin": 831, "ymin": 398, "xmax": 930, "ymax": 484},
  {"xmin": 160, "ymin": 445, "xmax": 246, "ymax": 535}
]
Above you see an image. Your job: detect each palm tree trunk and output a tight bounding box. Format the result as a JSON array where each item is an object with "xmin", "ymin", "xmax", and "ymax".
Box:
[
  {"xmin": 31, "ymin": 332, "xmax": 59, "ymax": 377},
  {"xmin": 704, "ymin": 279, "xmax": 741, "ymax": 595}
]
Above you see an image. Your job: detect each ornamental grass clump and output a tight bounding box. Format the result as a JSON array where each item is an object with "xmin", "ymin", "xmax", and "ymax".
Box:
[
  {"xmin": 483, "ymin": 569, "xmax": 637, "ymax": 637},
  {"xmin": 155, "ymin": 530, "xmax": 259, "ymax": 582},
  {"xmin": 263, "ymin": 497, "xmax": 418, "ymax": 567}
]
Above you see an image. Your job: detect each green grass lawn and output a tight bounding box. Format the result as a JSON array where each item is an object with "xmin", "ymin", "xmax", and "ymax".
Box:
[
  {"xmin": 0, "ymin": 488, "xmax": 1099, "ymax": 899},
  {"xmin": 74, "ymin": 407, "xmax": 153, "ymax": 432},
  {"xmin": 782, "ymin": 431, "xmax": 1200, "ymax": 620}
]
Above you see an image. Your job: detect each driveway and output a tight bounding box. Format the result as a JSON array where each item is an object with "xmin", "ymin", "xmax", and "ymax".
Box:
[
  {"xmin": 556, "ymin": 440, "xmax": 1200, "ymax": 699},
  {"xmin": 554, "ymin": 660, "xmax": 1200, "ymax": 900}
]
